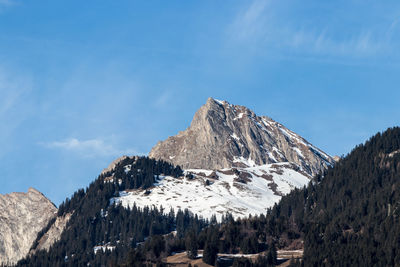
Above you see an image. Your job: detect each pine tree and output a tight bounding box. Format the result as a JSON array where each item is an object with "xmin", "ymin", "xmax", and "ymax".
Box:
[
  {"xmin": 266, "ymin": 243, "xmax": 277, "ymax": 266},
  {"xmin": 185, "ymin": 231, "xmax": 198, "ymax": 259},
  {"xmin": 203, "ymin": 227, "xmax": 219, "ymax": 265}
]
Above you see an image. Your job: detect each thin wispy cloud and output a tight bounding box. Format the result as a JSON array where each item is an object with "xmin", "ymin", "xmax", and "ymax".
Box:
[
  {"xmin": 154, "ymin": 90, "xmax": 172, "ymax": 108},
  {"xmin": 228, "ymin": 0, "xmax": 399, "ymax": 60},
  {"xmin": 0, "ymin": 0, "xmax": 17, "ymax": 7},
  {"xmin": 289, "ymin": 29, "xmax": 386, "ymax": 57},
  {"xmin": 43, "ymin": 138, "xmax": 138, "ymax": 158},
  {"xmin": 0, "ymin": 67, "xmax": 33, "ymax": 157},
  {"xmin": 0, "ymin": 76, "xmax": 31, "ymax": 116},
  {"xmin": 387, "ymin": 18, "xmax": 400, "ymax": 38},
  {"xmin": 229, "ymin": 0, "xmax": 270, "ymax": 42}
]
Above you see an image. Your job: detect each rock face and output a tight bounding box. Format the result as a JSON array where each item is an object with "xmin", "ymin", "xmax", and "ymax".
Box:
[
  {"xmin": 0, "ymin": 188, "xmax": 57, "ymax": 265},
  {"xmin": 29, "ymin": 213, "xmax": 72, "ymax": 255},
  {"xmin": 150, "ymin": 97, "xmax": 334, "ymax": 176}
]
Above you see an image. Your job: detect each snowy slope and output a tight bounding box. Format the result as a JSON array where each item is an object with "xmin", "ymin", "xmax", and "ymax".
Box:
[{"xmin": 111, "ymin": 162, "xmax": 309, "ymax": 220}]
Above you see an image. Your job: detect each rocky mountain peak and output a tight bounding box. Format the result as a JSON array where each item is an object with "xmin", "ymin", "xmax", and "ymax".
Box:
[
  {"xmin": 149, "ymin": 97, "xmax": 334, "ymax": 176},
  {"xmin": 0, "ymin": 188, "xmax": 57, "ymax": 265}
]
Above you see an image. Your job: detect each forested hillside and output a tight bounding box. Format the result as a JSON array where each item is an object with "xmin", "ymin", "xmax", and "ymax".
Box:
[
  {"xmin": 16, "ymin": 157, "xmax": 207, "ymax": 266},
  {"xmin": 302, "ymin": 127, "xmax": 400, "ymax": 265},
  {"xmin": 15, "ymin": 128, "xmax": 400, "ymax": 266},
  {"xmin": 265, "ymin": 127, "xmax": 400, "ymax": 266}
]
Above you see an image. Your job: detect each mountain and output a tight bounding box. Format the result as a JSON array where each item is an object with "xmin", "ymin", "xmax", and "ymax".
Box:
[
  {"xmin": 150, "ymin": 97, "xmax": 334, "ymax": 176},
  {"xmin": 112, "ymin": 98, "xmax": 333, "ymax": 219},
  {"xmin": 15, "ymin": 98, "xmax": 336, "ymax": 266},
  {"xmin": 15, "ymin": 98, "xmax": 400, "ymax": 266},
  {"xmin": 0, "ymin": 188, "xmax": 57, "ymax": 265},
  {"xmin": 19, "ymin": 127, "xmax": 400, "ymax": 266}
]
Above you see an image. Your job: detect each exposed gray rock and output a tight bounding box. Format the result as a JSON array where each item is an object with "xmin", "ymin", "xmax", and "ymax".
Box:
[
  {"xmin": 150, "ymin": 97, "xmax": 334, "ymax": 176},
  {"xmin": 333, "ymin": 155, "xmax": 342, "ymax": 162},
  {"xmin": 0, "ymin": 188, "xmax": 57, "ymax": 265},
  {"xmin": 29, "ymin": 213, "xmax": 72, "ymax": 254}
]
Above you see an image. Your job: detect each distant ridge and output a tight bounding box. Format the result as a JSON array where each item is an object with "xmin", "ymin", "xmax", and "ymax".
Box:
[{"xmin": 0, "ymin": 188, "xmax": 57, "ymax": 265}]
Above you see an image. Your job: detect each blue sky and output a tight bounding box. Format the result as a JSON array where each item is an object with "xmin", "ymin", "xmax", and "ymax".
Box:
[{"xmin": 1, "ymin": 0, "xmax": 400, "ymax": 205}]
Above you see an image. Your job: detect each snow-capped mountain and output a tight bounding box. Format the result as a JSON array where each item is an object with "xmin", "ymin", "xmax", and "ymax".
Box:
[
  {"xmin": 150, "ymin": 97, "xmax": 333, "ymax": 177},
  {"xmin": 109, "ymin": 98, "xmax": 334, "ymax": 219},
  {"xmin": 0, "ymin": 188, "xmax": 57, "ymax": 265},
  {"xmin": 13, "ymin": 98, "xmax": 337, "ymax": 266},
  {"xmin": 14, "ymin": 97, "xmax": 333, "ymax": 264}
]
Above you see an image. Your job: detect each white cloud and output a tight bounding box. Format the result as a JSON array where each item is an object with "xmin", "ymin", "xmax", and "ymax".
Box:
[{"xmin": 43, "ymin": 138, "xmax": 138, "ymax": 158}]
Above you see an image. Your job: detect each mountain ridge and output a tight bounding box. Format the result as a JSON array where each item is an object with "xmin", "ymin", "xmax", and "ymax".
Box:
[{"xmin": 150, "ymin": 97, "xmax": 334, "ymax": 177}]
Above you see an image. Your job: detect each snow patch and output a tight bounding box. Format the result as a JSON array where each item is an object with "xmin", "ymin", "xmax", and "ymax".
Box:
[
  {"xmin": 278, "ymin": 125, "xmax": 331, "ymax": 163},
  {"xmin": 93, "ymin": 244, "xmax": 115, "ymax": 254},
  {"xmin": 273, "ymin": 147, "xmax": 285, "ymax": 159},
  {"xmin": 112, "ymin": 163, "xmax": 310, "ymax": 220},
  {"xmin": 233, "ymin": 156, "xmax": 256, "ymax": 167},
  {"xmin": 231, "ymin": 133, "xmax": 240, "ymax": 141},
  {"xmin": 388, "ymin": 150, "xmax": 400, "ymax": 157},
  {"xmin": 214, "ymin": 99, "xmax": 225, "ymax": 105},
  {"xmin": 124, "ymin": 165, "xmax": 131, "ymax": 174},
  {"xmin": 233, "ymin": 113, "xmax": 244, "ymax": 120},
  {"xmin": 293, "ymin": 147, "xmax": 304, "ymax": 158}
]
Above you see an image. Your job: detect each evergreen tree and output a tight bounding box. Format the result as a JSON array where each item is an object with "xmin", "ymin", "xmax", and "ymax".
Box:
[
  {"xmin": 266, "ymin": 243, "xmax": 277, "ymax": 266},
  {"xmin": 232, "ymin": 257, "xmax": 252, "ymax": 267},
  {"xmin": 185, "ymin": 230, "xmax": 198, "ymax": 259},
  {"xmin": 203, "ymin": 226, "xmax": 219, "ymax": 265}
]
